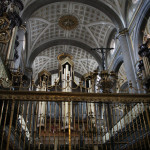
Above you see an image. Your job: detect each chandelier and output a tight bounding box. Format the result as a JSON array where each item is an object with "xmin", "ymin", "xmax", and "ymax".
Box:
[
  {"xmin": 91, "ymin": 48, "xmax": 118, "ymax": 93},
  {"xmin": 98, "ymin": 70, "xmax": 117, "ymax": 93}
]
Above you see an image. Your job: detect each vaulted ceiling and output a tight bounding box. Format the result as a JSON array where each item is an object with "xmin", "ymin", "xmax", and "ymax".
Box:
[
  {"xmin": 32, "ymin": 45, "xmax": 98, "ymax": 81},
  {"xmin": 21, "ymin": 0, "xmax": 141, "ymax": 79}
]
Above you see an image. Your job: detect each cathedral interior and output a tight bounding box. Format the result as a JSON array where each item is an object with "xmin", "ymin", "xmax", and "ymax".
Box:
[{"xmin": 0, "ymin": 0, "xmax": 150, "ymax": 150}]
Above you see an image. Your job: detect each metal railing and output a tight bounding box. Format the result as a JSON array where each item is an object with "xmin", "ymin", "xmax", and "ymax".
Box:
[{"xmin": 0, "ymin": 91, "xmax": 150, "ymax": 150}]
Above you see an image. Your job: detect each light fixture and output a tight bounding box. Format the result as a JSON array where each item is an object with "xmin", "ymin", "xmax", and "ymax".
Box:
[{"xmin": 91, "ymin": 48, "xmax": 118, "ymax": 93}]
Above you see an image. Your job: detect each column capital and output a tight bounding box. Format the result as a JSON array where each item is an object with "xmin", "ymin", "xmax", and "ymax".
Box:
[
  {"xmin": 24, "ymin": 67, "xmax": 33, "ymax": 78},
  {"xmin": 25, "ymin": 67, "xmax": 33, "ymax": 73},
  {"xmin": 19, "ymin": 25, "xmax": 26, "ymax": 32},
  {"xmin": 116, "ymin": 28, "xmax": 129, "ymax": 39},
  {"xmin": 118, "ymin": 28, "xmax": 129, "ymax": 36}
]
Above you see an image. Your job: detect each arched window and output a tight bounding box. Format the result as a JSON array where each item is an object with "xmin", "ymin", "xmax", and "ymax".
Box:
[
  {"xmin": 22, "ymin": 35, "xmax": 26, "ymax": 51},
  {"xmin": 110, "ymin": 39, "xmax": 116, "ymax": 55}
]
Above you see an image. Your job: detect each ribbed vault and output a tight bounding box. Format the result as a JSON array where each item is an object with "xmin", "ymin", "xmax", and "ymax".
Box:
[
  {"xmin": 21, "ymin": 0, "xmax": 125, "ymax": 28},
  {"xmin": 23, "ymin": 0, "xmax": 141, "ymax": 78}
]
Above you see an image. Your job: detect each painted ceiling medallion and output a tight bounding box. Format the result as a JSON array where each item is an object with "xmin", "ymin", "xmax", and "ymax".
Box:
[{"xmin": 58, "ymin": 15, "xmax": 78, "ymax": 30}]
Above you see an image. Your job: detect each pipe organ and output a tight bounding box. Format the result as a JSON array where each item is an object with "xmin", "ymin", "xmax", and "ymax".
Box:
[
  {"xmin": 37, "ymin": 70, "xmax": 51, "ymax": 127},
  {"xmin": 58, "ymin": 53, "xmax": 74, "ymax": 125},
  {"xmin": 83, "ymin": 73, "xmax": 95, "ymax": 119}
]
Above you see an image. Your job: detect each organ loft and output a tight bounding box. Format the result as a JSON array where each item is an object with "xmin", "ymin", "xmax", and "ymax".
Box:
[{"xmin": 36, "ymin": 53, "xmax": 98, "ymax": 147}]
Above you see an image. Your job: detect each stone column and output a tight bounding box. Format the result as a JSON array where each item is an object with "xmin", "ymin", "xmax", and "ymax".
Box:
[
  {"xmin": 14, "ymin": 26, "xmax": 26, "ymax": 69},
  {"xmin": 118, "ymin": 29, "xmax": 138, "ymax": 92},
  {"xmin": 6, "ymin": 27, "xmax": 18, "ymax": 64}
]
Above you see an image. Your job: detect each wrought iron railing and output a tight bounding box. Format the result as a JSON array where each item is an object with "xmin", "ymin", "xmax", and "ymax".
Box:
[{"xmin": 0, "ymin": 91, "xmax": 150, "ymax": 150}]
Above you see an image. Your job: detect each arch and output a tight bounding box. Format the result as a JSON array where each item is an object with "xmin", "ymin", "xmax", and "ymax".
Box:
[
  {"xmin": 22, "ymin": 0, "xmax": 124, "ymax": 29},
  {"xmin": 106, "ymin": 28, "xmax": 117, "ymax": 47},
  {"xmin": 134, "ymin": 1, "xmax": 150, "ymax": 59},
  {"xmin": 27, "ymin": 39, "xmax": 102, "ymax": 68},
  {"xmin": 112, "ymin": 55, "xmax": 124, "ymax": 72}
]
